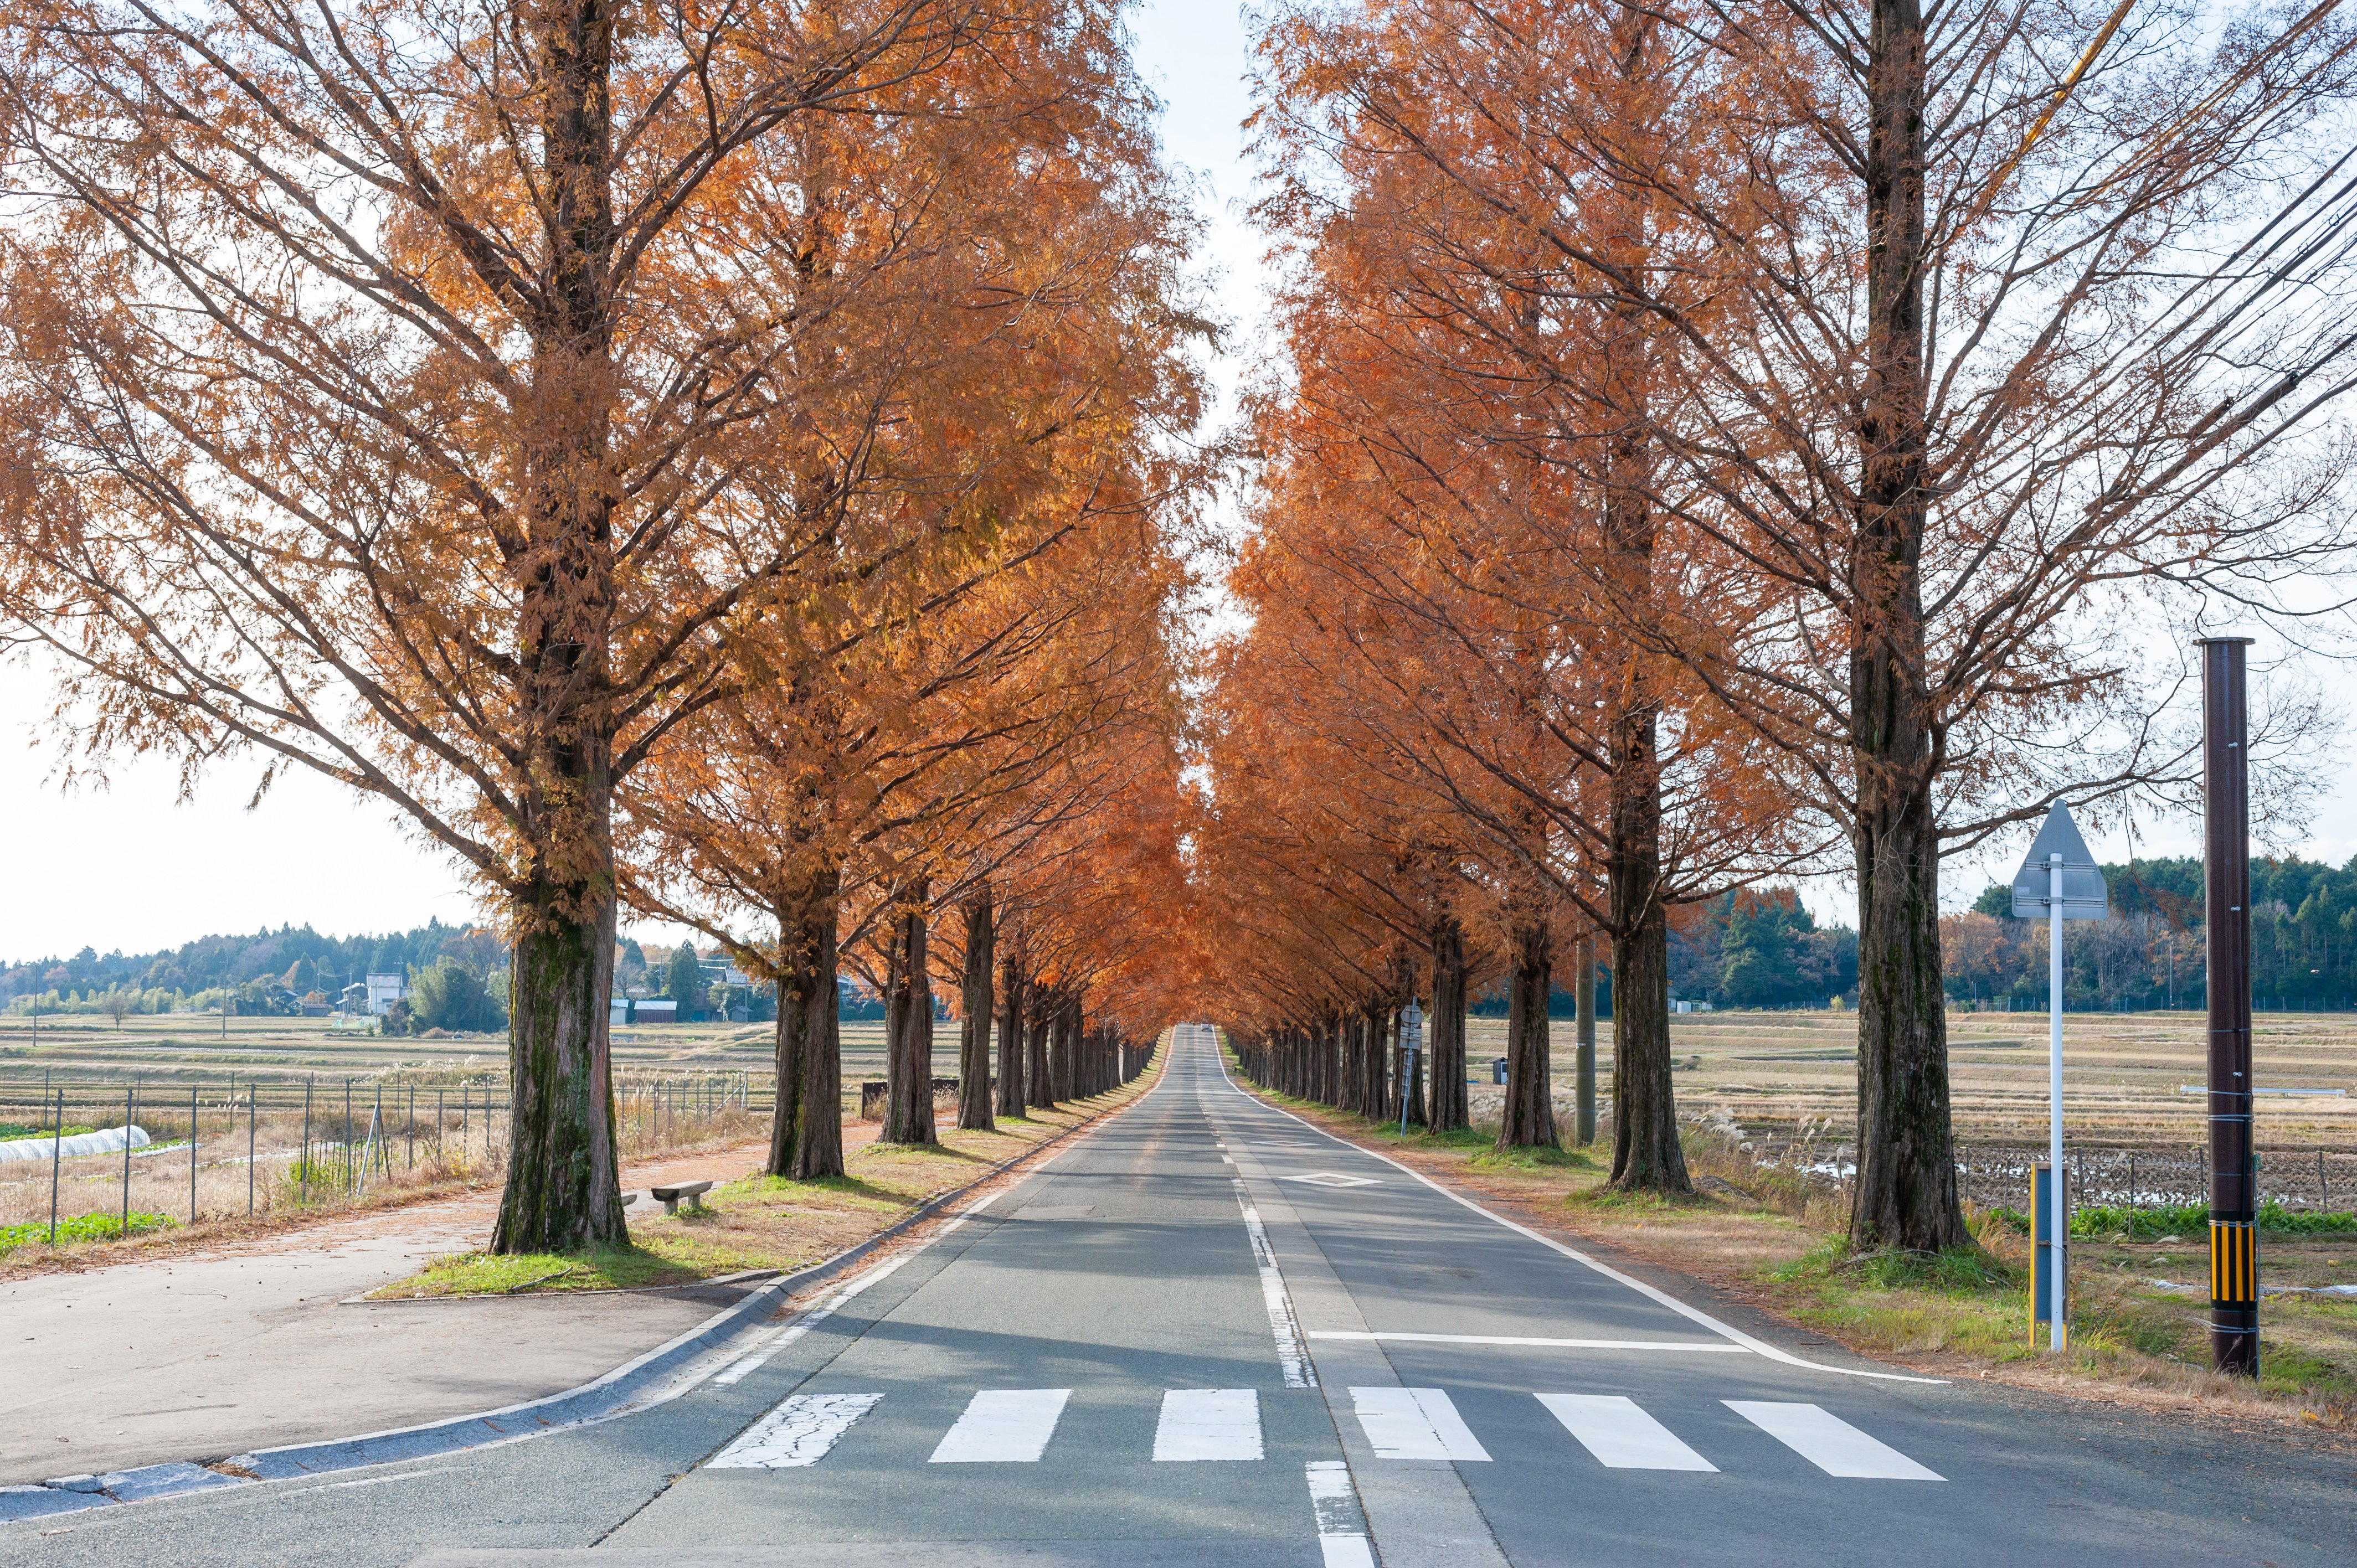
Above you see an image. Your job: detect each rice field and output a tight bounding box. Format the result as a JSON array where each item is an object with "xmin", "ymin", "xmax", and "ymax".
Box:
[
  {"xmin": 1462, "ymin": 1007, "xmax": 2357, "ymax": 1211},
  {"xmin": 0, "ymin": 1012, "xmax": 910, "ymax": 1239}
]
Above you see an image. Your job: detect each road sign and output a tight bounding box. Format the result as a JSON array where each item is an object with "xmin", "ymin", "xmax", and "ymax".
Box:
[
  {"xmin": 2010, "ymin": 799, "xmax": 2108, "ymax": 1353},
  {"xmin": 2010, "ymin": 801, "xmax": 2108, "ymax": 920}
]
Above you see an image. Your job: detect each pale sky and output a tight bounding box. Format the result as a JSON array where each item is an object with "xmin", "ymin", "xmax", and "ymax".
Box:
[{"xmin": 0, "ymin": 4, "xmax": 2345, "ymax": 961}]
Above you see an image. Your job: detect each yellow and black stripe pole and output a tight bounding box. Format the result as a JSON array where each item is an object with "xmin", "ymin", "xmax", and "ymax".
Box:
[{"xmin": 2200, "ymin": 636, "xmax": 2258, "ymax": 1376}]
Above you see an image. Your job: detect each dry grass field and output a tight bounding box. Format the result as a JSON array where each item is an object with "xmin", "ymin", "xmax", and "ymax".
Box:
[
  {"xmin": 0, "ymin": 1013, "xmax": 927, "ymax": 1240},
  {"xmin": 1464, "ymin": 1008, "xmax": 2357, "ymax": 1210}
]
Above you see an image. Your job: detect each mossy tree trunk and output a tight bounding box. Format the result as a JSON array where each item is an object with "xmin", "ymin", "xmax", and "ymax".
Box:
[{"xmin": 496, "ymin": 893, "xmax": 626, "ymax": 1252}]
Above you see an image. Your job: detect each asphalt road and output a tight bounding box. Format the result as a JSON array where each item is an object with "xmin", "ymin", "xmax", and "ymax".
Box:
[{"xmin": 7, "ymin": 1024, "xmax": 2353, "ymax": 1567}]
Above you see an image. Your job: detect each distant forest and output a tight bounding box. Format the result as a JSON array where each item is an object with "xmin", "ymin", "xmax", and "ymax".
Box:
[
  {"xmin": 1946, "ymin": 854, "xmax": 2357, "ymax": 1012},
  {"xmin": 14, "ymin": 850, "xmax": 2349, "ymax": 1025},
  {"xmin": 0, "ymin": 919, "xmax": 507, "ymax": 1017},
  {"xmin": 1484, "ymin": 853, "xmax": 2357, "ymax": 1017}
]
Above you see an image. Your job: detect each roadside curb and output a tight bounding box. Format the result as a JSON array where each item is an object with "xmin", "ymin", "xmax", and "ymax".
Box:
[{"xmin": 0, "ymin": 1063, "xmax": 1164, "ymax": 1526}]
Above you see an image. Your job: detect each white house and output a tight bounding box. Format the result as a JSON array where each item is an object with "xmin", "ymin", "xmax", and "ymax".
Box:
[{"xmin": 364, "ymin": 972, "xmax": 406, "ymax": 1015}]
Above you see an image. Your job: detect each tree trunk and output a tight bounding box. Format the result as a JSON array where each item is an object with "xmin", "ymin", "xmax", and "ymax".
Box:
[
  {"xmin": 1428, "ymin": 919, "xmax": 1468, "ymax": 1130},
  {"xmin": 995, "ymin": 935, "xmax": 1026, "ymax": 1118},
  {"xmin": 1026, "ymin": 988, "xmax": 1054, "ymax": 1108},
  {"xmin": 1850, "ymin": 0, "xmax": 1967, "ymax": 1252},
  {"xmin": 495, "ymin": 896, "xmax": 625, "ymax": 1252},
  {"xmin": 957, "ymin": 887, "xmax": 995, "ymax": 1131},
  {"xmin": 1402, "ymin": 1005, "xmax": 1427, "ymax": 1128},
  {"xmin": 1048, "ymin": 991, "xmax": 1074, "ymax": 1102},
  {"xmin": 492, "ymin": 0, "xmax": 626, "ymax": 1254},
  {"xmin": 882, "ymin": 881, "xmax": 935, "ymax": 1146},
  {"xmin": 769, "ymin": 864, "xmax": 843, "ymax": 1180},
  {"xmin": 1499, "ymin": 916, "xmax": 1557, "ymax": 1148},
  {"xmin": 1606, "ymin": 700, "xmax": 1687, "ymax": 1192},
  {"xmin": 1608, "ymin": 899, "xmax": 1685, "ymax": 1191}
]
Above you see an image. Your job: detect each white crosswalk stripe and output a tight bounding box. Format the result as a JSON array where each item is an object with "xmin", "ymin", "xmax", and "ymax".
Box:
[
  {"xmin": 1154, "ymin": 1389, "xmax": 1263, "ymax": 1461},
  {"xmin": 1349, "ymin": 1386, "xmax": 1490, "ymax": 1461},
  {"xmin": 930, "ymin": 1389, "xmax": 1072, "ymax": 1463},
  {"xmin": 708, "ymin": 1392, "xmax": 883, "ymax": 1469},
  {"xmin": 1725, "ymin": 1401, "xmax": 1944, "ymax": 1481},
  {"xmin": 1536, "ymin": 1393, "xmax": 1718, "ymax": 1471},
  {"xmin": 692, "ymin": 1384, "xmax": 1940, "ymax": 1483}
]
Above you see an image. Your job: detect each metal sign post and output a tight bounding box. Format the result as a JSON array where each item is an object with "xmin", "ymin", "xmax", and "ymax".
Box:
[
  {"xmin": 1399, "ymin": 999, "xmax": 1423, "ymax": 1138},
  {"xmin": 2013, "ymin": 799, "xmax": 2108, "ymax": 1351},
  {"xmin": 2200, "ymin": 637, "xmax": 2258, "ymax": 1376}
]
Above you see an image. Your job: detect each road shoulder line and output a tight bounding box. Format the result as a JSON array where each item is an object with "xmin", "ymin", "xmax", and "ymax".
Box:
[{"xmin": 1216, "ymin": 1057, "xmax": 1946, "ymax": 1386}]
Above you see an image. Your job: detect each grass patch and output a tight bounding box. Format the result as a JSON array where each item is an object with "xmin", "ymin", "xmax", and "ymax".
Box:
[
  {"xmin": 1469, "ymin": 1142, "xmax": 1596, "ymax": 1173},
  {"xmin": 1989, "ymin": 1199, "xmax": 2357, "ymax": 1241},
  {"xmin": 0, "ymin": 1211, "xmax": 176, "ymax": 1255},
  {"xmin": 373, "ymin": 1244, "xmax": 700, "ymax": 1298},
  {"xmin": 0, "ymin": 1122, "xmax": 97, "ymax": 1141}
]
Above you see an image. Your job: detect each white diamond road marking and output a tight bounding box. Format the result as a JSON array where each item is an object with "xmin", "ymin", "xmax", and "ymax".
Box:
[
  {"xmin": 929, "ymin": 1389, "xmax": 1072, "ymax": 1463},
  {"xmin": 707, "ymin": 1392, "xmax": 883, "ymax": 1469},
  {"xmin": 1349, "ymin": 1387, "xmax": 1491, "ymax": 1461},
  {"xmin": 1724, "ymin": 1401, "xmax": 1943, "ymax": 1481},
  {"xmin": 1284, "ymin": 1172, "xmax": 1380, "ymax": 1188},
  {"xmin": 1536, "ymin": 1394, "xmax": 1718, "ymax": 1472},
  {"xmin": 1153, "ymin": 1389, "xmax": 1263, "ymax": 1461}
]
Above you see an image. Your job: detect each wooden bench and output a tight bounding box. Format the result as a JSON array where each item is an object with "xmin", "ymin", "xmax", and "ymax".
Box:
[
  {"xmin": 651, "ymin": 1180, "xmax": 713, "ymax": 1216},
  {"xmin": 858, "ymin": 1077, "xmax": 964, "ymax": 1121}
]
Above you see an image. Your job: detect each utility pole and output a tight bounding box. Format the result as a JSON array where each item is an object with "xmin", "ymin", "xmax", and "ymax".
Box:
[{"xmin": 2201, "ymin": 636, "xmax": 2258, "ymax": 1376}]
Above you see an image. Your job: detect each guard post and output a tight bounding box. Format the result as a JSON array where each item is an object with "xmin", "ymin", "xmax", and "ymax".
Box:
[{"xmin": 2031, "ymin": 1162, "xmax": 2069, "ymax": 1343}]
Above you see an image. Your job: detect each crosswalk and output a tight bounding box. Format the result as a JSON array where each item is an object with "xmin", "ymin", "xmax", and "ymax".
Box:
[{"xmin": 703, "ymin": 1385, "xmax": 1943, "ymax": 1480}]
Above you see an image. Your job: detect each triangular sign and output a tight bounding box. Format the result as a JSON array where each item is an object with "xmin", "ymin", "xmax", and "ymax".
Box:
[{"xmin": 2010, "ymin": 801, "xmax": 2109, "ymax": 920}]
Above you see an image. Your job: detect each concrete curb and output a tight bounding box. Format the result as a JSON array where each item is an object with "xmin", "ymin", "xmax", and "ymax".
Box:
[{"xmin": 0, "ymin": 1071, "xmax": 1161, "ymax": 1528}]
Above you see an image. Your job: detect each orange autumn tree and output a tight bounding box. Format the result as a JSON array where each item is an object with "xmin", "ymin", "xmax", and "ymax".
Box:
[
  {"xmin": 0, "ymin": 0, "xmax": 1108, "ymax": 1251},
  {"xmin": 1221, "ymin": 14, "xmax": 1815, "ymax": 1177},
  {"xmin": 1258, "ymin": 0, "xmax": 2357, "ymax": 1246},
  {"xmin": 611, "ymin": 29, "xmax": 1204, "ymax": 1178}
]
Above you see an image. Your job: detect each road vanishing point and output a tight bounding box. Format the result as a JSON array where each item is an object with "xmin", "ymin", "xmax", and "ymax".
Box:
[{"xmin": 8, "ymin": 1027, "xmax": 2351, "ymax": 1567}]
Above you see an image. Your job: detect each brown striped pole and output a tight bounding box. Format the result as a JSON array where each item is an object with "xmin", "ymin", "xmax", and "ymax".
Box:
[{"xmin": 2200, "ymin": 636, "xmax": 2258, "ymax": 1376}]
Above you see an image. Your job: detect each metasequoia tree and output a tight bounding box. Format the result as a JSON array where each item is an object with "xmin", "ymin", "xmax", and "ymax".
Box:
[
  {"xmin": 0, "ymin": 0, "xmax": 1086, "ymax": 1250},
  {"xmin": 615, "ymin": 80, "xmax": 1202, "ymax": 1178},
  {"xmin": 1237, "ymin": 16, "xmax": 1811, "ymax": 1174},
  {"xmin": 1256, "ymin": 0, "xmax": 2357, "ymax": 1242}
]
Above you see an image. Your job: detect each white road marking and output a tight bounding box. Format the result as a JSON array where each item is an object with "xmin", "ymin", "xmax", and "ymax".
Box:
[
  {"xmin": 1306, "ymin": 1459, "xmax": 1376, "ymax": 1568},
  {"xmin": 1153, "ymin": 1389, "xmax": 1263, "ymax": 1461},
  {"xmin": 1210, "ymin": 1053, "xmax": 1945, "ymax": 1386},
  {"xmin": 707, "ymin": 1392, "xmax": 883, "ymax": 1469},
  {"xmin": 1236, "ymin": 1188, "xmax": 1316, "ymax": 1388},
  {"xmin": 1284, "ymin": 1172, "xmax": 1380, "ymax": 1189},
  {"xmin": 282, "ymin": 1467, "xmax": 459, "ymax": 1495},
  {"xmin": 929, "ymin": 1389, "xmax": 1071, "ymax": 1463},
  {"xmin": 1725, "ymin": 1401, "xmax": 1943, "ymax": 1480},
  {"xmin": 1349, "ymin": 1386, "xmax": 1490, "ymax": 1461},
  {"xmin": 713, "ymin": 1254, "xmax": 917, "ymax": 1386},
  {"xmin": 1310, "ymin": 1331, "xmax": 1746, "ymax": 1353},
  {"xmin": 1537, "ymin": 1394, "xmax": 1718, "ymax": 1471}
]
